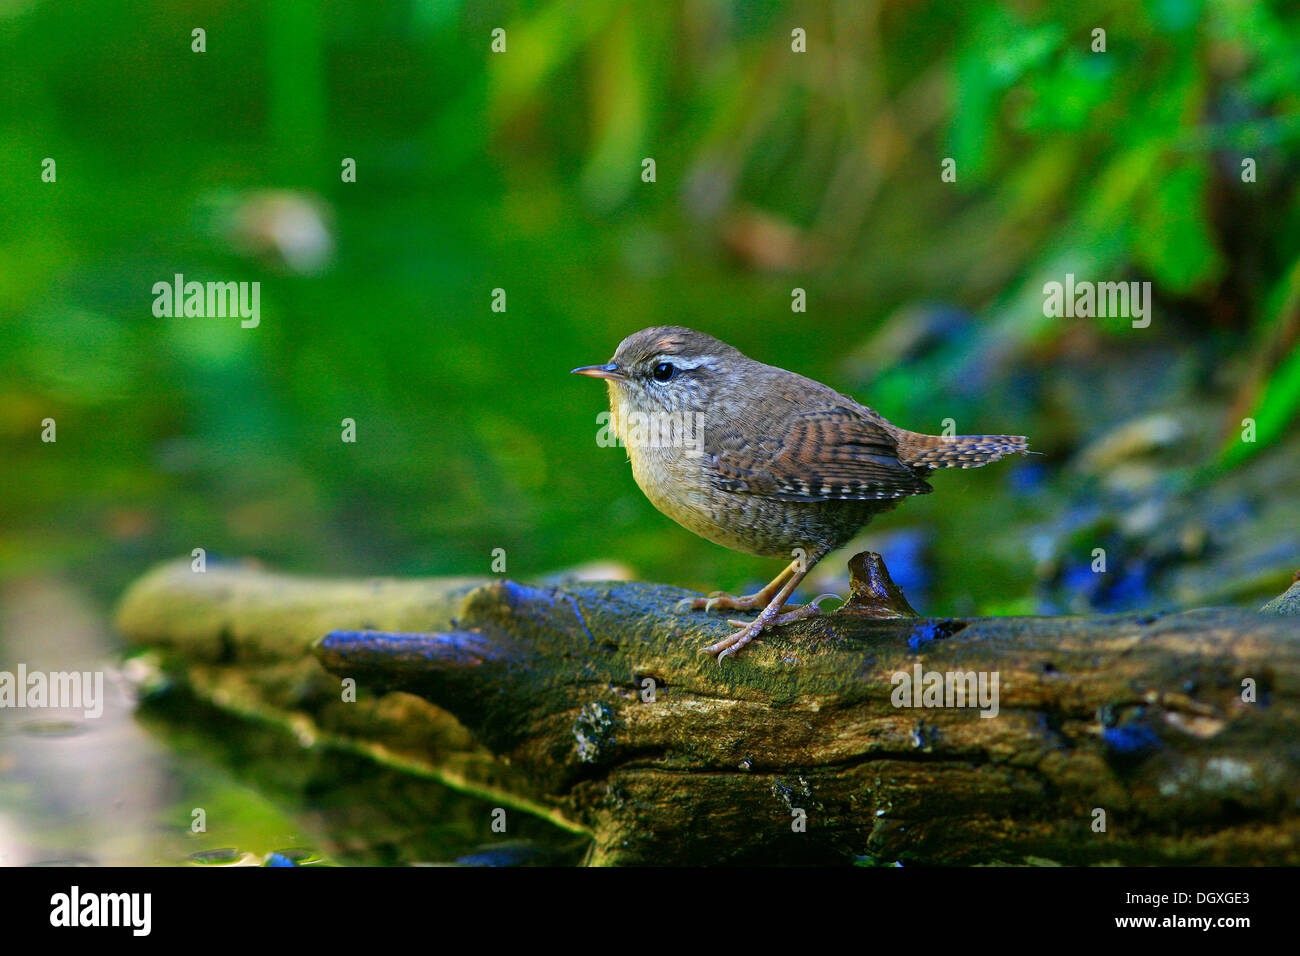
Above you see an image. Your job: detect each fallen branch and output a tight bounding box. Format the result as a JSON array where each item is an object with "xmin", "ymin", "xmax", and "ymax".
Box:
[{"xmin": 119, "ymin": 555, "xmax": 1300, "ymax": 865}]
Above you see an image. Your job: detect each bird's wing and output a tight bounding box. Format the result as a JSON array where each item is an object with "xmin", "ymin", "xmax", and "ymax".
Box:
[{"xmin": 704, "ymin": 402, "xmax": 932, "ymax": 502}]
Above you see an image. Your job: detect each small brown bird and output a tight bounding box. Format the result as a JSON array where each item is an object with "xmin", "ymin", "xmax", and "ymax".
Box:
[{"xmin": 573, "ymin": 327, "xmax": 1028, "ymax": 660}]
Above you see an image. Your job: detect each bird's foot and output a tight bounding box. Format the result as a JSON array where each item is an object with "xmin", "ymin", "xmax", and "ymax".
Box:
[
  {"xmin": 766, "ymin": 593, "xmax": 841, "ymax": 626},
  {"xmin": 700, "ymin": 618, "xmax": 763, "ymax": 661},
  {"xmin": 674, "ymin": 589, "xmax": 796, "ymax": 615},
  {"xmin": 676, "ymin": 561, "xmax": 801, "ymax": 617},
  {"xmin": 700, "ymin": 593, "xmax": 840, "ymax": 662}
]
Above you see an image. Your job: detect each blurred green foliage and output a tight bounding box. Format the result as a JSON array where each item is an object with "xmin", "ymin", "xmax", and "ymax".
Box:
[{"xmin": 1, "ymin": 0, "xmax": 1299, "ymax": 613}]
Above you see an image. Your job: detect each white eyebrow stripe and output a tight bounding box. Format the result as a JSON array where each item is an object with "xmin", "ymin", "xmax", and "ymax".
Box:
[{"xmin": 655, "ymin": 354, "xmax": 717, "ymax": 370}]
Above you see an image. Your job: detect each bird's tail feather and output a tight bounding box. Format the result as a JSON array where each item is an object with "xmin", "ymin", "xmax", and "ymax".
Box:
[{"xmin": 896, "ymin": 430, "xmax": 1028, "ymax": 469}]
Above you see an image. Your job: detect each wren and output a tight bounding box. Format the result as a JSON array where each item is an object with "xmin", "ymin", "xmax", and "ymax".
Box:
[{"xmin": 573, "ymin": 326, "xmax": 1028, "ymax": 661}]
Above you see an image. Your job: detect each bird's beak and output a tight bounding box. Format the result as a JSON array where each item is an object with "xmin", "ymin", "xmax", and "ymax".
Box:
[{"xmin": 570, "ymin": 362, "xmax": 624, "ymax": 380}]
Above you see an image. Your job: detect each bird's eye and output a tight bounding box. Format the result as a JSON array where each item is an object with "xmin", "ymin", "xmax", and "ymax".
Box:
[{"xmin": 652, "ymin": 362, "xmax": 676, "ymax": 382}]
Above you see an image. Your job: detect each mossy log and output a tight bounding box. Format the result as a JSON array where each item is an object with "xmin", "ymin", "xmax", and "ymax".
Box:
[
  {"xmin": 114, "ymin": 559, "xmax": 569, "ymax": 824},
  {"xmin": 118, "ymin": 555, "xmax": 1300, "ymax": 865}
]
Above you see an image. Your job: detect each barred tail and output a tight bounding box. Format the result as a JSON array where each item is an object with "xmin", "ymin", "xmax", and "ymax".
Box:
[{"xmin": 896, "ymin": 430, "xmax": 1029, "ymax": 469}]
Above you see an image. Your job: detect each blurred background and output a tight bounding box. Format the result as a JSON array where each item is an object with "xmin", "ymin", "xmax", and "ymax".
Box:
[{"xmin": 2, "ymin": 0, "xmax": 1299, "ymax": 864}]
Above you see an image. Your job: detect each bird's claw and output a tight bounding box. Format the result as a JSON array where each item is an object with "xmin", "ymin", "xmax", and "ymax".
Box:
[
  {"xmin": 678, "ymin": 590, "xmax": 803, "ymax": 616},
  {"xmin": 701, "ymin": 592, "xmax": 841, "ymax": 661},
  {"xmin": 678, "ymin": 591, "xmax": 735, "ymax": 613},
  {"xmin": 677, "ymin": 589, "xmax": 772, "ymax": 615},
  {"xmin": 700, "ymin": 621, "xmax": 762, "ymax": 661}
]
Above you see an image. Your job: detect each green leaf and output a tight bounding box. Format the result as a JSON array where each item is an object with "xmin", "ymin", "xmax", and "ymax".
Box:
[
  {"xmin": 1225, "ymin": 337, "xmax": 1300, "ymax": 466},
  {"xmin": 1132, "ymin": 159, "xmax": 1223, "ymax": 293}
]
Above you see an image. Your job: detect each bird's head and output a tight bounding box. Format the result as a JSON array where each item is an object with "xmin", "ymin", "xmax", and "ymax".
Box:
[{"xmin": 571, "ymin": 326, "xmax": 743, "ymax": 420}]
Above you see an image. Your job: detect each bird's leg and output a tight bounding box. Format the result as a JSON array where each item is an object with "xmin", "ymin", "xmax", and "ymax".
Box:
[
  {"xmin": 701, "ymin": 548, "xmax": 830, "ymax": 661},
  {"xmin": 674, "ymin": 560, "xmax": 798, "ymax": 614}
]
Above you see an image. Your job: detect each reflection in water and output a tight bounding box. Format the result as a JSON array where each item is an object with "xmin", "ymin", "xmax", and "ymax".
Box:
[
  {"xmin": 0, "ymin": 578, "xmax": 587, "ymax": 866},
  {"xmin": 1, "ymin": 578, "xmax": 167, "ymax": 866}
]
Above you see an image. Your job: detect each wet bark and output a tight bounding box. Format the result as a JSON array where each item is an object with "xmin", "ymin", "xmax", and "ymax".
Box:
[{"xmin": 119, "ymin": 555, "xmax": 1300, "ymax": 865}]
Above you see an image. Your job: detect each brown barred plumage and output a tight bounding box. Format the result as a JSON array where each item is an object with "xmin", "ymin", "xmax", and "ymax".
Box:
[{"xmin": 894, "ymin": 430, "xmax": 1029, "ymax": 469}]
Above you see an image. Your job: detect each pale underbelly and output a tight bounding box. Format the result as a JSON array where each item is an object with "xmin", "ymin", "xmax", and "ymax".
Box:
[{"xmin": 628, "ymin": 450, "xmax": 893, "ymax": 558}]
